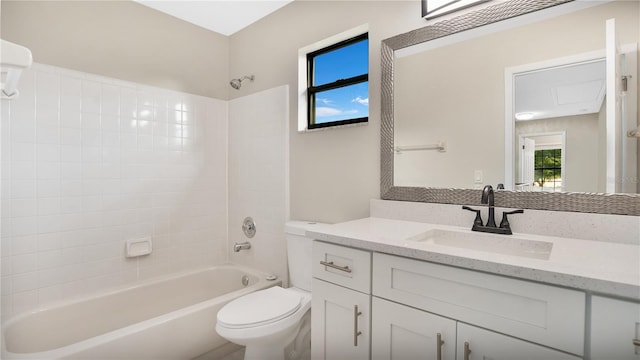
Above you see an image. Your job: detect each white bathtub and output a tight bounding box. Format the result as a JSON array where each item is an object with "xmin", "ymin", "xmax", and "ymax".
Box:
[{"xmin": 2, "ymin": 264, "xmax": 278, "ymax": 359}]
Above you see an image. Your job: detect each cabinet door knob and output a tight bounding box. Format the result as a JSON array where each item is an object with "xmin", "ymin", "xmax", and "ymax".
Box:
[
  {"xmin": 436, "ymin": 333, "xmax": 444, "ymax": 360},
  {"xmin": 464, "ymin": 341, "xmax": 471, "ymax": 360},
  {"xmin": 633, "ymin": 339, "xmax": 640, "ymax": 347},
  {"xmin": 320, "ymin": 260, "xmax": 352, "ymax": 273},
  {"xmin": 353, "ymin": 305, "xmax": 363, "ymax": 347}
]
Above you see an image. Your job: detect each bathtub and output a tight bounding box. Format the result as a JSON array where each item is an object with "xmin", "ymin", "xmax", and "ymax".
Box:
[{"xmin": 2, "ymin": 264, "xmax": 278, "ymax": 359}]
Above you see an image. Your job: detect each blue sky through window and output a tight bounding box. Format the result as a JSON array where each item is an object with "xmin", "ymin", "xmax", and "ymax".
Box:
[
  {"xmin": 314, "ymin": 83, "xmax": 369, "ymax": 124},
  {"xmin": 312, "ymin": 38, "xmax": 369, "ymax": 124}
]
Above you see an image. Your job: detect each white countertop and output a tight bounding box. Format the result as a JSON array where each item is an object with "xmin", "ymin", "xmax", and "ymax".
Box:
[{"xmin": 307, "ymin": 217, "xmax": 640, "ymax": 300}]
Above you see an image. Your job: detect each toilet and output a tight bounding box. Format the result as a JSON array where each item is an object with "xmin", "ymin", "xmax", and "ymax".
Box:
[{"xmin": 216, "ymin": 221, "xmax": 322, "ymax": 360}]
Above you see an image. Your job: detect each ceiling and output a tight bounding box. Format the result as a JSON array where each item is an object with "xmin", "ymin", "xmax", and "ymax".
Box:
[
  {"xmin": 134, "ymin": 0, "xmax": 294, "ymax": 36},
  {"xmin": 514, "ymin": 59, "xmax": 606, "ymax": 121}
]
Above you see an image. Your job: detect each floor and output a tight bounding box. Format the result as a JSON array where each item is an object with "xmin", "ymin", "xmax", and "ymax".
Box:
[{"xmin": 193, "ymin": 343, "xmax": 245, "ymax": 360}]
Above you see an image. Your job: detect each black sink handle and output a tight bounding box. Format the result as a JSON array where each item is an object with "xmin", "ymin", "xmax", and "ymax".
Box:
[
  {"xmin": 499, "ymin": 209, "xmax": 524, "ymax": 229},
  {"xmin": 462, "ymin": 206, "xmax": 483, "ymax": 227}
]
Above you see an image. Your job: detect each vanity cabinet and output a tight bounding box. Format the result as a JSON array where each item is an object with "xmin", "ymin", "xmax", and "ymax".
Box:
[
  {"xmin": 311, "ymin": 242, "xmax": 588, "ymax": 359},
  {"xmin": 372, "ymin": 253, "xmax": 585, "ymax": 358},
  {"xmin": 311, "ymin": 241, "xmax": 371, "ymax": 360},
  {"xmin": 590, "ymin": 296, "xmax": 640, "ymax": 359},
  {"xmin": 372, "ymin": 297, "xmax": 579, "ymax": 360}
]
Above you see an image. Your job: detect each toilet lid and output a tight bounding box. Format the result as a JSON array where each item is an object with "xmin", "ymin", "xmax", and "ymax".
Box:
[{"xmin": 217, "ymin": 286, "xmax": 302, "ymax": 329}]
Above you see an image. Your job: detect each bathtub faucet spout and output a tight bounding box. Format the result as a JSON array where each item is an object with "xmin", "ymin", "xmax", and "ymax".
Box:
[{"xmin": 233, "ymin": 242, "xmax": 251, "ymax": 252}]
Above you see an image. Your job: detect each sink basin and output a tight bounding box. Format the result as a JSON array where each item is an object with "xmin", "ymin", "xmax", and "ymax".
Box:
[{"xmin": 407, "ymin": 229, "xmax": 553, "ymax": 260}]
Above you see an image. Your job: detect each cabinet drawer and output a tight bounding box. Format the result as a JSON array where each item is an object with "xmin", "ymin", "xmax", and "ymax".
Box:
[
  {"xmin": 313, "ymin": 241, "xmax": 371, "ymax": 294},
  {"xmin": 373, "ymin": 253, "xmax": 585, "ymax": 355}
]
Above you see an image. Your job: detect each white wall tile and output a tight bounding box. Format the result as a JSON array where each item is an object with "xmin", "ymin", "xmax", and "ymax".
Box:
[
  {"xmin": 11, "ymin": 199, "xmax": 36, "ymax": 218},
  {"xmin": 1, "ymin": 64, "xmax": 230, "ymax": 318},
  {"xmin": 228, "ymin": 86, "xmax": 288, "ymax": 284},
  {"xmin": 36, "ymin": 144, "xmax": 60, "ymax": 163},
  {"xmin": 101, "ymin": 84, "xmax": 120, "ymax": 116},
  {"xmin": 36, "ymin": 179, "xmax": 60, "ymax": 198},
  {"xmin": 10, "ymin": 180, "xmax": 35, "ymax": 199},
  {"xmin": 10, "ymin": 143, "xmax": 35, "ymax": 163},
  {"xmin": 11, "ymin": 253, "xmax": 37, "ymax": 274},
  {"xmin": 60, "ymin": 78, "xmax": 82, "ymax": 114},
  {"xmin": 10, "ymin": 121, "xmax": 36, "ymax": 143},
  {"xmin": 60, "ymin": 110, "xmax": 81, "ymax": 129},
  {"xmin": 36, "ymin": 126, "xmax": 60, "ymax": 145},
  {"xmin": 11, "ymin": 163, "xmax": 35, "ymax": 180},
  {"xmin": 36, "ymin": 162, "xmax": 61, "ymax": 180},
  {"xmin": 11, "ymin": 290, "xmax": 38, "ymax": 315},
  {"xmin": 81, "ymin": 113, "xmax": 101, "ymax": 130},
  {"xmin": 81, "ymin": 80, "xmax": 101, "ymax": 114},
  {"xmin": 37, "ymin": 198, "xmax": 60, "ymax": 216},
  {"xmin": 11, "ymin": 272, "xmax": 38, "ymax": 293},
  {"xmin": 11, "ymin": 217, "xmax": 37, "ymax": 237},
  {"xmin": 60, "ymin": 128, "xmax": 81, "ymax": 146},
  {"xmin": 35, "ymin": 72, "xmax": 60, "ymax": 115},
  {"xmin": 11, "ymin": 236, "xmax": 37, "ymax": 255}
]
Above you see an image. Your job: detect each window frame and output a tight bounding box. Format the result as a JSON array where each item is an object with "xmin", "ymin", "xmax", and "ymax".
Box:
[
  {"xmin": 306, "ymin": 33, "xmax": 369, "ymax": 130},
  {"xmin": 533, "ymin": 148, "xmax": 563, "ymax": 191}
]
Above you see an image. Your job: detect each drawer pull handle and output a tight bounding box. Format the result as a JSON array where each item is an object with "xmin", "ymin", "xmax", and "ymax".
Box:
[
  {"xmin": 464, "ymin": 341, "xmax": 471, "ymax": 360},
  {"xmin": 320, "ymin": 260, "xmax": 352, "ymax": 273},
  {"xmin": 633, "ymin": 339, "xmax": 640, "ymax": 346},
  {"xmin": 354, "ymin": 305, "xmax": 362, "ymax": 347},
  {"xmin": 436, "ymin": 333, "xmax": 444, "ymax": 360}
]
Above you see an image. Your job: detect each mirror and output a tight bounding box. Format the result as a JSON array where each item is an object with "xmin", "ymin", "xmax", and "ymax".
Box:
[{"xmin": 381, "ymin": 0, "xmax": 640, "ymax": 215}]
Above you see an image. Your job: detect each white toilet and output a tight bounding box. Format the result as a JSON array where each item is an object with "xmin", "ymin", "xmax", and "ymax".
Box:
[{"xmin": 216, "ymin": 221, "xmax": 321, "ymax": 360}]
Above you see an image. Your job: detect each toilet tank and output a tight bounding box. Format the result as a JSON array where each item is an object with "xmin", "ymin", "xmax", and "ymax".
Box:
[{"xmin": 285, "ymin": 221, "xmax": 325, "ymax": 292}]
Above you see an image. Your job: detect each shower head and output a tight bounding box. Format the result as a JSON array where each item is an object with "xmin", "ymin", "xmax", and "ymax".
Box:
[
  {"xmin": 229, "ymin": 79, "xmax": 241, "ymax": 90},
  {"xmin": 229, "ymin": 75, "xmax": 254, "ymax": 90}
]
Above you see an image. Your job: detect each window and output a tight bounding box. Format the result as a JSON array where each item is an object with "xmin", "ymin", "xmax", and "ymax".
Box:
[
  {"xmin": 533, "ymin": 148, "xmax": 562, "ymax": 192},
  {"xmin": 306, "ymin": 33, "xmax": 368, "ymax": 129}
]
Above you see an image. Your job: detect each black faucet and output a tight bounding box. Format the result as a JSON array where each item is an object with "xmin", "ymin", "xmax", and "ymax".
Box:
[
  {"xmin": 462, "ymin": 185, "xmax": 524, "ymax": 235},
  {"xmin": 481, "ymin": 185, "xmax": 497, "ymax": 228}
]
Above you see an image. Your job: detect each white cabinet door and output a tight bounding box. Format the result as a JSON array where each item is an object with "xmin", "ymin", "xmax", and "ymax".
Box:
[
  {"xmin": 373, "ymin": 253, "xmax": 585, "ymax": 355},
  {"xmin": 591, "ymin": 296, "xmax": 640, "ymax": 360},
  {"xmin": 372, "ymin": 297, "xmax": 456, "ymax": 360},
  {"xmin": 311, "ymin": 279, "xmax": 370, "ymax": 360},
  {"xmin": 456, "ymin": 323, "xmax": 580, "ymax": 360}
]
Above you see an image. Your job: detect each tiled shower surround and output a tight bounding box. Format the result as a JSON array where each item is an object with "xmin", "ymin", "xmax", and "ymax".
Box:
[{"xmin": 1, "ymin": 64, "xmax": 229, "ymax": 318}]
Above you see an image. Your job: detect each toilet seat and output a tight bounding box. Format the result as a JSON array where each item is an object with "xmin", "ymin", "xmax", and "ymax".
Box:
[{"xmin": 217, "ymin": 286, "xmax": 303, "ymax": 329}]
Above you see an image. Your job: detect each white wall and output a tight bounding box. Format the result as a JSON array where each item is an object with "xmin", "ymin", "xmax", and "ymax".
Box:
[
  {"xmin": 227, "ymin": 86, "xmax": 289, "ymax": 284},
  {"xmin": 0, "ymin": 0, "xmax": 230, "ymax": 99},
  {"xmin": 0, "ymin": 64, "xmax": 228, "ymax": 318},
  {"xmin": 230, "ymin": 1, "xmax": 426, "ymax": 224}
]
